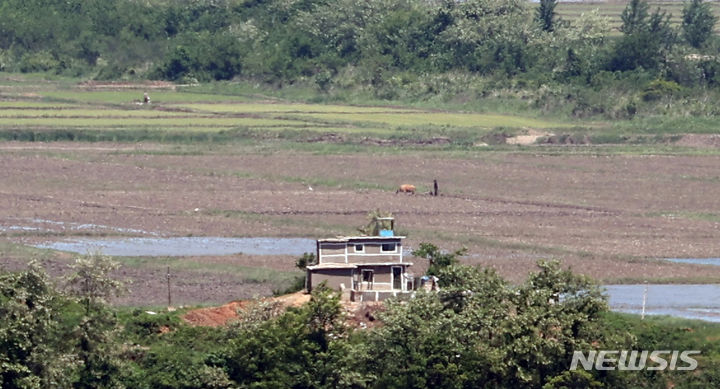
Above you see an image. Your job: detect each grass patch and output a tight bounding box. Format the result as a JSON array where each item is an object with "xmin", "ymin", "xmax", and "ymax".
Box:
[
  {"xmin": 0, "ymin": 116, "xmax": 312, "ymax": 128},
  {"xmin": 0, "ymin": 108, "xmax": 201, "ymax": 117},
  {"xmin": 0, "ymin": 239, "xmax": 59, "ymax": 262},
  {"xmin": 38, "ymin": 90, "xmax": 252, "ymax": 104},
  {"xmin": 4, "ymin": 78, "xmax": 720, "ymax": 153},
  {"xmin": 174, "ymin": 102, "xmax": 420, "ymax": 114},
  {"xmin": 0, "ymin": 101, "xmax": 83, "ymax": 109},
  {"xmin": 295, "ymin": 112, "xmax": 573, "ymax": 129},
  {"xmin": 603, "ymin": 311, "xmax": 720, "ymax": 358},
  {"xmin": 613, "ymin": 116, "xmax": 720, "ymax": 135},
  {"xmin": 114, "ymin": 255, "xmax": 301, "ymax": 285}
]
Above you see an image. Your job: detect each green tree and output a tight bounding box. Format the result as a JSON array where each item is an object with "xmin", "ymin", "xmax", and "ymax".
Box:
[
  {"xmin": 412, "ymin": 242, "xmax": 467, "ymax": 275},
  {"xmin": 537, "ymin": 0, "xmax": 558, "ymax": 32},
  {"xmin": 362, "ymin": 260, "xmax": 628, "ymax": 388},
  {"xmin": 222, "ymin": 285, "xmax": 368, "ymax": 388},
  {"xmin": 440, "ymin": 0, "xmax": 536, "ymax": 74},
  {"xmin": 0, "ymin": 264, "xmax": 77, "ymax": 388},
  {"xmin": 295, "ymin": 252, "xmax": 317, "ymax": 270},
  {"xmin": 503, "ymin": 261, "xmax": 608, "ymax": 386},
  {"xmin": 66, "ymin": 253, "xmax": 124, "ymax": 315},
  {"xmin": 611, "ymin": 0, "xmax": 675, "ymax": 71},
  {"xmin": 682, "ymin": 0, "xmax": 718, "ymax": 48},
  {"xmin": 65, "ymin": 254, "xmax": 126, "ymax": 389},
  {"xmin": 620, "ymin": 0, "xmax": 650, "ymax": 34},
  {"xmin": 534, "ymin": 9, "xmax": 610, "ymax": 80}
]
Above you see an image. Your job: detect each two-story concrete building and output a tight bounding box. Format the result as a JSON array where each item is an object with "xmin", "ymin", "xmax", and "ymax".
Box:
[{"xmin": 306, "ymin": 218, "xmax": 414, "ymax": 301}]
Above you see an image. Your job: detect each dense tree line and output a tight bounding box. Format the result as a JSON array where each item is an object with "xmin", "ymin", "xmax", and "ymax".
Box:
[
  {"xmin": 0, "ymin": 0, "xmax": 718, "ymax": 94},
  {"xmin": 3, "ymin": 248, "xmax": 720, "ymax": 388}
]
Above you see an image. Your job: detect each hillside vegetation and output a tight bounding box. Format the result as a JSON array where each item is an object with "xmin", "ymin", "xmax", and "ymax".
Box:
[
  {"xmin": 4, "ymin": 254, "xmax": 720, "ymax": 388},
  {"xmin": 2, "ymin": 0, "xmax": 720, "ymax": 126}
]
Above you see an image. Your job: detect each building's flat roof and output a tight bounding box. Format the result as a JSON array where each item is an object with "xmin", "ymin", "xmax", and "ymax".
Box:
[
  {"xmin": 355, "ymin": 262, "xmax": 413, "ymax": 266},
  {"xmin": 318, "ymin": 236, "xmax": 405, "ymax": 243},
  {"xmin": 308, "ymin": 262, "xmax": 412, "ymax": 270},
  {"xmin": 307, "ymin": 263, "xmax": 357, "ymax": 270}
]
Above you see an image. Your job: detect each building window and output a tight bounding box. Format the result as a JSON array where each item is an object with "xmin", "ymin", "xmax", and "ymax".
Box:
[
  {"xmin": 381, "ymin": 243, "xmax": 396, "ymax": 252},
  {"xmin": 354, "ymin": 244, "xmax": 364, "ymax": 253}
]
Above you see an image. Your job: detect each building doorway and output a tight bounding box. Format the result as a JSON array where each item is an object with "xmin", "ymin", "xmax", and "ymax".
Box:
[
  {"xmin": 392, "ymin": 266, "xmax": 402, "ymax": 290},
  {"xmin": 361, "ymin": 269, "xmax": 374, "ymax": 290}
]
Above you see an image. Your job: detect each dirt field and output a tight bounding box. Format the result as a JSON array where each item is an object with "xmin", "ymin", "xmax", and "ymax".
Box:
[{"xmin": 4, "ymin": 141, "xmax": 720, "ymax": 305}]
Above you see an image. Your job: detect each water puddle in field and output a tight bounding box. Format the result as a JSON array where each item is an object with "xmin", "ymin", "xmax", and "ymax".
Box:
[
  {"xmin": 0, "ymin": 218, "xmax": 157, "ymax": 236},
  {"xmin": 664, "ymin": 258, "xmax": 720, "ymax": 266},
  {"xmin": 33, "ymin": 237, "xmax": 316, "ymax": 257},
  {"xmin": 0, "ymin": 225, "xmax": 42, "ymax": 232},
  {"xmin": 13, "ymin": 218, "xmax": 720, "ymax": 322},
  {"xmin": 604, "ymin": 284, "xmax": 720, "ymax": 322}
]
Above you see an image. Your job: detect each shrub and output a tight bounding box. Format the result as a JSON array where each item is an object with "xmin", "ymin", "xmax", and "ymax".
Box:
[
  {"xmin": 641, "ymin": 79, "xmax": 682, "ymax": 101},
  {"xmin": 19, "ymin": 51, "xmax": 62, "ymax": 73}
]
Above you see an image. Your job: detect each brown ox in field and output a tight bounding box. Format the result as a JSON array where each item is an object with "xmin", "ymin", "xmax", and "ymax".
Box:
[{"xmin": 396, "ymin": 184, "xmax": 416, "ymax": 194}]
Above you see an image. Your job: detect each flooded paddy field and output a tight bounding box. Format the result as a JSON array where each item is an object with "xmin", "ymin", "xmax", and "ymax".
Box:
[
  {"xmin": 605, "ymin": 284, "xmax": 720, "ymax": 322},
  {"xmin": 665, "ymin": 258, "xmax": 720, "ymax": 266}
]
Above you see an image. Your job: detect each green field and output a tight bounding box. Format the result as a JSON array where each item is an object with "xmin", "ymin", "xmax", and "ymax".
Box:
[
  {"xmin": 293, "ymin": 112, "xmax": 573, "ymax": 129},
  {"xmin": 553, "ymin": 1, "xmax": 720, "ymax": 33},
  {"xmin": 3, "ymin": 76, "xmax": 720, "ymax": 145},
  {"xmin": 174, "ymin": 103, "xmax": 422, "ymax": 114},
  {"xmin": 0, "ymin": 78, "xmax": 586, "ymax": 142}
]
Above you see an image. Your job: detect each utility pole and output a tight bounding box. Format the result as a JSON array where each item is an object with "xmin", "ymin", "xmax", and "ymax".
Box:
[
  {"xmin": 167, "ymin": 266, "xmax": 172, "ymax": 308},
  {"xmin": 641, "ymin": 282, "xmax": 648, "ymax": 320}
]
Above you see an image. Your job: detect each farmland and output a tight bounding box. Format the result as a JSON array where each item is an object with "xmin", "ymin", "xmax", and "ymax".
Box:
[
  {"xmin": 0, "ymin": 80, "xmax": 579, "ymax": 143},
  {"xmin": 5, "ymin": 0, "xmax": 720, "ymax": 386},
  {"xmin": 4, "ymin": 77, "xmax": 720, "ymax": 146},
  {"xmin": 4, "ymin": 78, "xmax": 720, "ymax": 306},
  {"xmin": 554, "ymin": 0, "xmax": 720, "ymax": 33}
]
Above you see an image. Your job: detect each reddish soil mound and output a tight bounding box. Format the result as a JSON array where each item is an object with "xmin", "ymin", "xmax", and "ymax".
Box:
[
  {"xmin": 182, "ymin": 291, "xmax": 311, "ymax": 327},
  {"xmin": 182, "ymin": 301, "xmax": 249, "ymax": 327},
  {"xmin": 181, "ymin": 292, "xmax": 390, "ymax": 329},
  {"xmin": 273, "ymin": 291, "xmax": 312, "ymax": 307}
]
